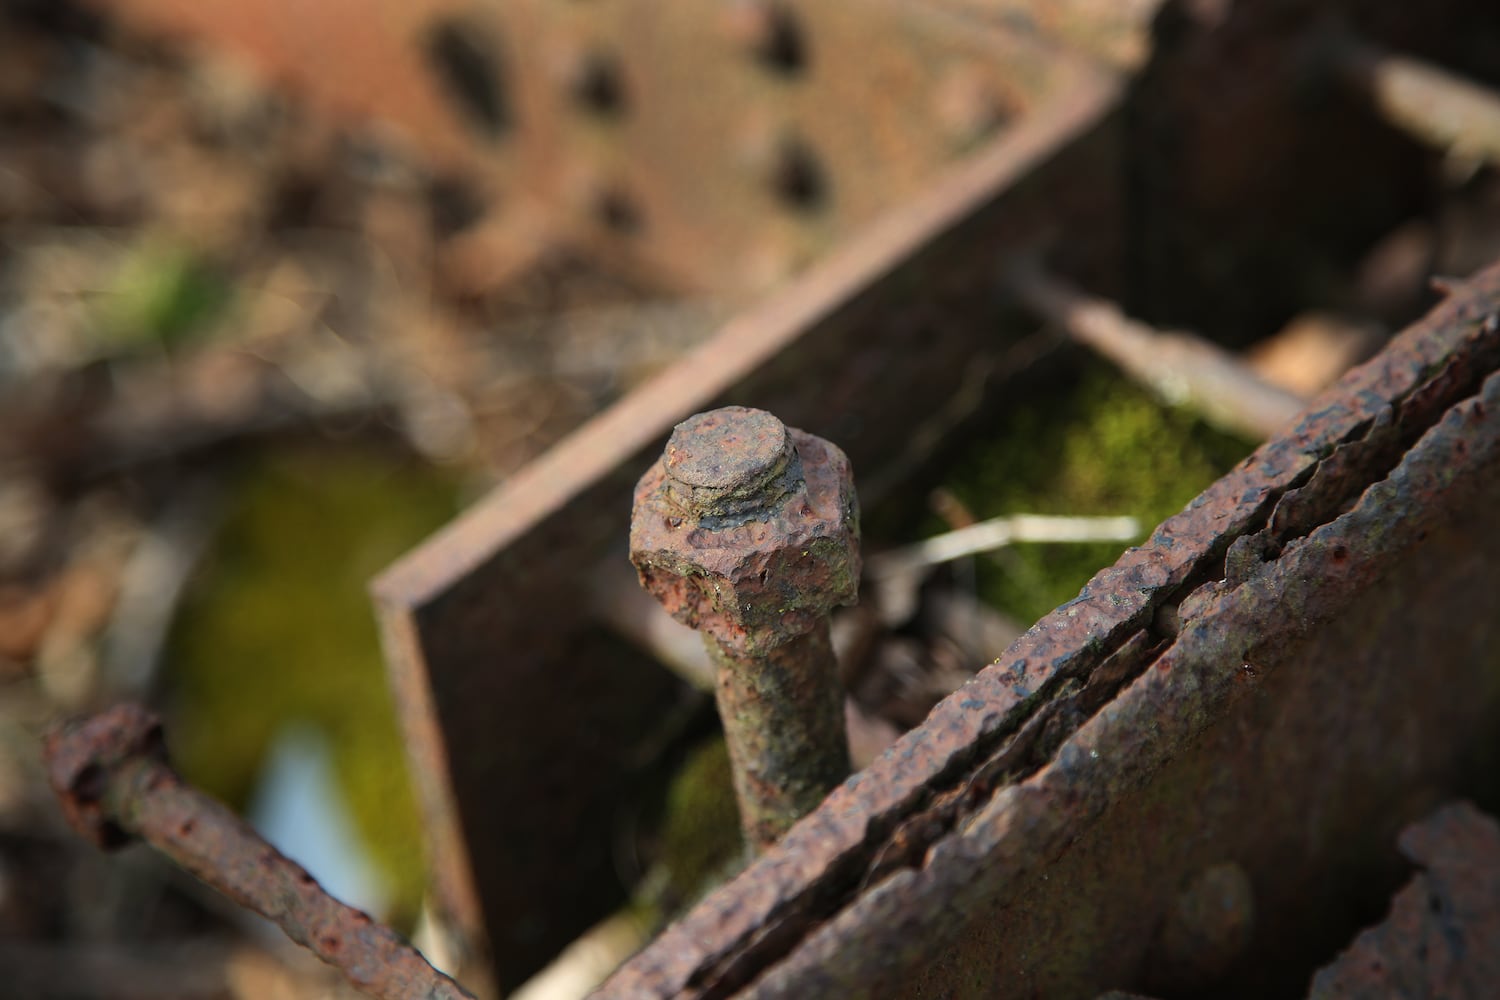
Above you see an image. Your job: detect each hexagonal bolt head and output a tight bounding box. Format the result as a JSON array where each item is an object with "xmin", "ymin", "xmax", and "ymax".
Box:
[{"xmin": 630, "ymin": 406, "xmax": 860, "ymax": 658}]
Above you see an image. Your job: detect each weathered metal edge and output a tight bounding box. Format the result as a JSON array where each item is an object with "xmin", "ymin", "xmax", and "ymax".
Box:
[
  {"xmin": 745, "ymin": 339, "xmax": 1500, "ymax": 997},
  {"xmin": 594, "ymin": 264, "xmax": 1500, "ymax": 997}
]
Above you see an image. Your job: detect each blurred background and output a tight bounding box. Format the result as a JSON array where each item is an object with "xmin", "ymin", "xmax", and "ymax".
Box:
[{"xmin": 1, "ymin": 0, "xmax": 1499, "ymax": 998}]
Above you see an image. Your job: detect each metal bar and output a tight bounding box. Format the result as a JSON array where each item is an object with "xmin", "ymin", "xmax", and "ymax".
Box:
[
  {"xmin": 42, "ymin": 704, "xmax": 476, "ymax": 1000},
  {"xmin": 1332, "ymin": 34, "xmax": 1500, "ymax": 167}
]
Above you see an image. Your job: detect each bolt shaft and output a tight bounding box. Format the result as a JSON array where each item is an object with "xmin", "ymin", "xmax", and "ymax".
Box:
[
  {"xmin": 44, "ymin": 704, "xmax": 474, "ymax": 1000},
  {"xmin": 706, "ymin": 620, "xmax": 850, "ymax": 853}
]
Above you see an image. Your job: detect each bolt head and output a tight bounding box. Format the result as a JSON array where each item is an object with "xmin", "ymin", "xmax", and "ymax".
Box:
[{"xmin": 631, "ymin": 408, "xmax": 860, "ymax": 656}]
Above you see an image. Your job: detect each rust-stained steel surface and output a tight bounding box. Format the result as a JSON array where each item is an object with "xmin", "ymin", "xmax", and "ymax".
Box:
[
  {"xmin": 373, "ymin": 61, "xmax": 1118, "ymax": 986},
  {"xmin": 1308, "ymin": 802, "xmax": 1500, "ymax": 1000},
  {"xmin": 84, "ymin": 0, "xmax": 1085, "ymax": 297},
  {"xmin": 43, "ymin": 704, "xmax": 476, "ymax": 1000},
  {"xmin": 595, "ymin": 263, "xmax": 1500, "ymax": 997},
  {"xmin": 36, "ymin": 1, "xmax": 1500, "ymax": 994},
  {"xmin": 177, "ymin": 0, "xmax": 1486, "ymax": 988}
]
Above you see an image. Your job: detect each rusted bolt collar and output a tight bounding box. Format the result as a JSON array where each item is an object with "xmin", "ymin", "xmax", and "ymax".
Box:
[{"xmin": 662, "ymin": 406, "xmax": 803, "ymax": 525}]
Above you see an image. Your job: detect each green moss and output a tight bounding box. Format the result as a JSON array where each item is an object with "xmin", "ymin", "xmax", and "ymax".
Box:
[
  {"xmin": 941, "ymin": 364, "xmax": 1254, "ymax": 626},
  {"xmin": 651, "ymin": 737, "xmax": 741, "ymax": 909},
  {"xmin": 166, "ymin": 445, "xmax": 461, "ymax": 925},
  {"xmin": 99, "ymin": 240, "xmax": 231, "ymax": 348}
]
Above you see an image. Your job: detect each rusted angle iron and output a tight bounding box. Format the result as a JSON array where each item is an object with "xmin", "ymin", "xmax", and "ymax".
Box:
[
  {"xmin": 596, "ymin": 262, "xmax": 1500, "ymax": 997},
  {"xmin": 372, "ymin": 59, "xmax": 1120, "ymax": 987}
]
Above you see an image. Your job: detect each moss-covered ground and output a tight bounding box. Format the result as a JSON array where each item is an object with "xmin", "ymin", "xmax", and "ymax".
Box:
[
  {"xmin": 933, "ymin": 362, "xmax": 1256, "ymax": 626},
  {"xmin": 166, "ymin": 445, "xmax": 462, "ymax": 925}
]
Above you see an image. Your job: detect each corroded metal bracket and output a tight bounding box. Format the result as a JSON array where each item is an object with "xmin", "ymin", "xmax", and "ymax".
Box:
[
  {"xmin": 596, "ymin": 264, "xmax": 1500, "ymax": 997},
  {"xmin": 85, "ymin": 0, "xmax": 1499, "ymax": 990}
]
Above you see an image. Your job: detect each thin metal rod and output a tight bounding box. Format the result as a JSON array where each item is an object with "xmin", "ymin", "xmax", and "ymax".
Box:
[
  {"xmin": 705, "ymin": 621, "xmax": 851, "ymax": 854},
  {"xmin": 43, "ymin": 704, "xmax": 475, "ymax": 1000}
]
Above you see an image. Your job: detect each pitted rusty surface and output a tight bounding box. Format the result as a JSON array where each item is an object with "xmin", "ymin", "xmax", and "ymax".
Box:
[
  {"xmin": 43, "ymin": 702, "xmax": 166, "ymax": 850},
  {"xmin": 632, "ymin": 411, "xmax": 859, "ymax": 656},
  {"xmin": 708, "ymin": 622, "xmax": 853, "ymax": 854},
  {"xmin": 88, "ymin": 0, "xmax": 1081, "ymax": 296},
  {"xmin": 739, "ymin": 315, "xmax": 1500, "ymax": 997},
  {"xmin": 1307, "ymin": 802, "xmax": 1500, "ymax": 999},
  {"xmin": 661, "ymin": 408, "xmax": 800, "ymax": 522},
  {"xmin": 594, "ymin": 263, "xmax": 1500, "ymax": 998}
]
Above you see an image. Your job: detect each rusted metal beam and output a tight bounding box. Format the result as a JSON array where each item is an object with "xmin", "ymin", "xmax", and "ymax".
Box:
[{"xmin": 596, "ymin": 261, "xmax": 1500, "ymax": 997}]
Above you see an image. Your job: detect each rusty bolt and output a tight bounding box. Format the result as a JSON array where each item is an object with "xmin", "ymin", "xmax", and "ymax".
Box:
[
  {"xmin": 630, "ymin": 406, "xmax": 858, "ymax": 853},
  {"xmin": 44, "ymin": 704, "xmax": 475, "ymax": 1000}
]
